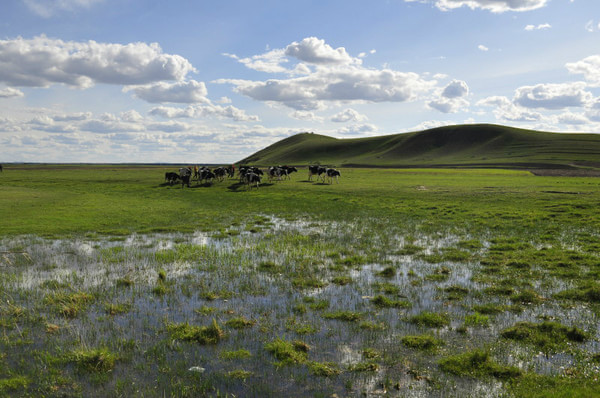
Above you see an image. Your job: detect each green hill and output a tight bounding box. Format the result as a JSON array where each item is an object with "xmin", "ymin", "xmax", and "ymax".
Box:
[{"xmin": 238, "ymin": 124, "xmax": 600, "ymax": 170}]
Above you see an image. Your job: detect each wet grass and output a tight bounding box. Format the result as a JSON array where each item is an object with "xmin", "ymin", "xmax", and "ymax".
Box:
[{"xmin": 1, "ymin": 166, "xmax": 599, "ymax": 396}]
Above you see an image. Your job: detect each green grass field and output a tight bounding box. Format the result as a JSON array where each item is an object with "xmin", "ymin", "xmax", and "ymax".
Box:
[{"xmin": 1, "ymin": 165, "xmax": 600, "ymax": 396}]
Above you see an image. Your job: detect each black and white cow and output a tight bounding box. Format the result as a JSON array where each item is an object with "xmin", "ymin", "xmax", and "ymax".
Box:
[
  {"xmin": 267, "ymin": 166, "xmax": 282, "ymax": 182},
  {"xmin": 280, "ymin": 165, "xmax": 298, "ymax": 180},
  {"xmin": 308, "ymin": 165, "xmax": 327, "ymax": 181},
  {"xmin": 165, "ymin": 172, "xmax": 179, "ymax": 185},
  {"xmin": 199, "ymin": 168, "xmax": 216, "ymax": 185},
  {"xmin": 213, "ymin": 167, "xmax": 227, "ymax": 182},
  {"xmin": 243, "ymin": 172, "xmax": 261, "ymax": 189},
  {"xmin": 179, "ymin": 167, "xmax": 192, "ymax": 188},
  {"xmin": 325, "ymin": 168, "xmax": 341, "ymax": 184}
]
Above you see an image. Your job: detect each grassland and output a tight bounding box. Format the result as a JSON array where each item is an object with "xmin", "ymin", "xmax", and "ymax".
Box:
[
  {"xmin": 239, "ymin": 124, "xmax": 600, "ymax": 170},
  {"xmin": 0, "ymin": 165, "xmax": 599, "ymax": 397}
]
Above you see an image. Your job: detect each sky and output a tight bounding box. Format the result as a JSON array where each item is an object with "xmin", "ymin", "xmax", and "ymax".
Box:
[{"xmin": 0, "ymin": 0, "xmax": 599, "ymax": 163}]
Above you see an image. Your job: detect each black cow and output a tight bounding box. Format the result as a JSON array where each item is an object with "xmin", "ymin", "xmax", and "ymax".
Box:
[
  {"xmin": 0, "ymin": 164, "xmax": 3, "ymax": 172},
  {"xmin": 179, "ymin": 167, "xmax": 192, "ymax": 188},
  {"xmin": 165, "ymin": 172, "xmax": 179, "ymax": 185},
  {"xmin": 308, "ymin": 165, "xmax": 327, "ymax": 181},
  {"xmin": 243, "ymin": 172, "xmax": 261, "ymax": 189},
  {"xmin": 326, "ymin": 168, "xmax": 341, "ymax": 184}
]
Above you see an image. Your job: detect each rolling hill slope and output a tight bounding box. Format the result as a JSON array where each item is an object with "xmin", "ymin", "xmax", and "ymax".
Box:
[{"xmin": 238, "ymin": 124, "xmax": 600, "ymax": 170}]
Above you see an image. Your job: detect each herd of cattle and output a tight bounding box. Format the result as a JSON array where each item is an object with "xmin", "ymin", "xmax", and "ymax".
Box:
[{"xmin": 164, "ymin": 165, "xmax": 341, "ymax": 188}]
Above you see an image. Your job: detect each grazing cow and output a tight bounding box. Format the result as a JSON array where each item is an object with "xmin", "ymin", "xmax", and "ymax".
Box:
[
  {"xmin": 226, "ymin": 165, "xmax": 235, "ymax": 178},
  {"xmin": 238, "ymin": 166, "xmax": 263, "ymax": 182},
  {"xmin": 308, "ymin": 165, "xmax": 327, "ymax": 181},
  {"xmin": 199, "ymin": 169, "xmax": 216, "ymax": 185},
  {"xmin": 165, "ymin": 172, "xmax": 179, "ymax": 185},
  {"xmin": 280, "ymin": 166, "xmax": 297, "ymax": 179},
  {"xmin": 179, "ymin": 167, "xmax": 192, "ymax": 188},
  {"xmin": 267, "ymin": 166, "xmax": 282, "ymax": 182},
  {"xmin": 243, "ymin": 172, "xmax": 261, "ymax": 189},
  {"xmin": 213, "ymin": 167, "xmax": 227, "ymax": 182},
  {"xmin": 326, "ymin": 168, "xmax": 341, "ymax": 184}
]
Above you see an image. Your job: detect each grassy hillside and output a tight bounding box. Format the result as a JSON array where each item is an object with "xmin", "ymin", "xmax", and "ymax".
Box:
[{"xmin": 238, "ymin": 124, "xmax": 600, "ymax": 169}]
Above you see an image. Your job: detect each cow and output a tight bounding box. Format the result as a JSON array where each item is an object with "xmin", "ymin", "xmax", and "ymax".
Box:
[
  {"xmin": 267, "ymin": 166, "xmax": 282, "ymax": 182},
  {"xmin": 226, "ymin": 165, "xmax": 235, "ymax": 178},
  {"xmin": 165, "ymin": 172, "xmax": 179, "ymax": 185},
  {"xmin": 179, "ymin": 167, "xmax": 192, "ymax": 188},
  {"xmin": 279, "ymin": 165, "xmax": 297, "ymax": 180},
  {"xmin": 0, "ymin": 164, "xmax": 3, "ymax": 172},
  {"xmin": 239, "ymin": 166, "xmax": 263, "ymax": 182},
  {"xmin": 326, "ymin": 168, "xmax": 341, "ymax": 184},
  {"xmin": 199, "ymin": 169, "xmax": 216, "ymax": 185},
  {"xmin": 213, "ymin": 167, "xmax": 227, "ymax": 182},
  {"xmin": 308, "ymin": 165, "xmax": 327, "ymax": 181},
  {"xmin": 243, "ymin": 172, "xmax": 261, "ymax": 189}
]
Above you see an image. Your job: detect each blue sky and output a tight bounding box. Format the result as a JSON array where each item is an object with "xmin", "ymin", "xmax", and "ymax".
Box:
[{"xmin": 0, "ymin": 0, "xmax": 599, "ymax": 163}]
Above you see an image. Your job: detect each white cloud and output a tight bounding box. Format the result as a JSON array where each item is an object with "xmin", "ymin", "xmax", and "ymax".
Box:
[
  {"xmin": 335, "ymin": 123, "xmax": 378, "ymax": 136},
  {"xmin": 566, "ymin": 55, "xmax": 600, "ymax": 87},
  {"xmin": 477, "ymin": 96, "xmax": 542, "ymax": 121},
  {"xmin": 557, "ymin": 112, "xmax": 589, "ymax": 125},
  {"xmin": 218, "ymin": 38, "xmax": 437, "ymax": 111},
  {"xmin": 585, "ymin": 20, "xmax": 597, "ymax": 33},
  {"xmin": 290, "ymin": 111, "xmax": 323, "ymax": 122},
  {"xmin": 331, "ymin": 108, "xmax": 368, "ymax": 123},
  {"xmin": 125, "ymin": 80, "xmax": 209, "ymax": 103},
  {"xmin": 514, "ymin": 82, "xmax": 593, "ymax": 110},
  {"xmin": 525, "ymin": 23, "xmax": 551, "ymax": 31},
  {"xmin": 52, "ymin": 112, "xmax": 92, "ymax": 121},
  {"xmin": 24, "ymin": 0, "xmax": 105, "ymax": 18},
  {"xmin": 421, "ymin": 0, "xmax": 549, "ymax": 13},
  {"xmin": 428, "ymin": 80, "xmax": 469, "ymax": 113},
  {"xmin": 0, "ymin": 87, "xmax": 24, "ymax": 98},
  {"xmin": 442, "ymin": 80, "xmax": 469, "ymax": 99},
  {"xmin": 0, "ymin": 36, "xmax": 195, "ymax": 88},
  {"xmin": 284, "ymin": 37, "xmax": 356, "ymax": 65},
  {"xmin": 223, "ymin": 49, "xmax": 289, "ymax": 74},
  {"xmin": 149, "ymin": 103, "xmax": 260, "ymax": 122},
  {"xmin": 478, "ymin": 45, "xmax": 489, "ymax": 52}
]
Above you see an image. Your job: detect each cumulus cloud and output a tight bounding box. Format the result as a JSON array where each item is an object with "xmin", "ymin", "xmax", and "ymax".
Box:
[
  {"xmin": 412, "ymin": 0, "xmax": 549, "ymax": 13},
  {"xmin": 557, "ymin": 112, "xmax": 589, "ymax": 125},
  {"xmin": 24, "ymin": 0, "xmax": 105, "ymax": 18},
  {"xmin": 52, "ymin": 112, "xmax": 92, "ymax": 121},
  {"xmin": 442, "ymin": 80, "xmax": 469, "ymax": 99},
  {"xmin": 478, "ymin": 45, "xmax": 489, "ymax": 52},
  {"xmin": 477, "ymin": 96, "xmax": 542, "ymax": 122},
  {"xmin": 566, "ymin": 55, "xmax": 600, "ymax": 87},
  {"xmin": 335, "ymin": 123, "xmax": 378, "ymax": 136},
  {"xmin": 514, "ymin": 82, "xmax": 593, "ymax": 110},
  {"xmin": 0, "ymin": 36, "xmax": 195, "ymax": 88},
  {"xmin": 428, "ymin": 80, "xmax": 469, "ymax": 113},
  {"xmin": 0, "ymin": 87, "xmax": 24, "ymax": 98},
  {"xmin": 290, "ymin": 111, "xmax": 323, "ymax": 122},
  {"xmin": 284, "ymin": 37, "xmax": 356, "ymax": 65},
  {"xmin": 149, "ymin": 103, "xmax": 260, "ymax": 122},
  {"xmin": 331, "ymin": 108, "xmax": 368, "ymax": 123},
  {"xmin": 125, "ymin": 80, "xmax": 209, "ymax": 103},
  {"xmin": 219, "ymin": 37, "xmax": 440, "ymax": 111},
  {"xmin": 223, "ymin": 49, "xmax": 290, "ymax": 74}
]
